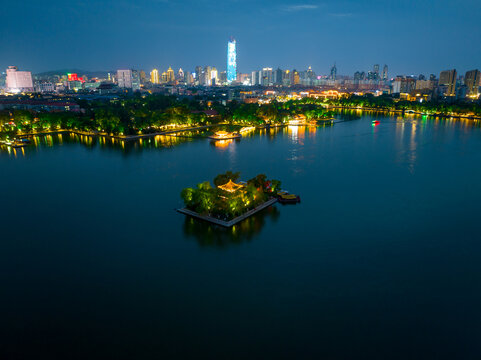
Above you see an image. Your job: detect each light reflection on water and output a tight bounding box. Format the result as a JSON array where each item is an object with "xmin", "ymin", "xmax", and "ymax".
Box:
[
  {"xmin": 182, "ymin": 205, "xmax": 280, "ymax": 248},
  {"xmin": 2, "ymin": 112, "xmax": 481, "ymax": 358},
  {"xmin": 1, "ymin": 114, "xmax": 480, "ymax": 160}
]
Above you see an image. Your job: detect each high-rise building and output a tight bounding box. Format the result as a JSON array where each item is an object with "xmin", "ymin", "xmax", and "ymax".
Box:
[
  {"xmin": 194, "ymin": 66, "xmax": 203, "ymax": 85},
  {"xmin": 367, "ymin": 71, "xmax": 377, "ymax": 81},
  {"xmin": 307, "ymin": 66, "xmax": 315, "ymax": 82},
  {"xmin": 150, "ymin": 69, "xmax": 160, "ymax": 84},
  {"xmin": 227, "ymin": 37, "xmax": 237, "ymax": 83},
  {"xmin": 465, "ymin": 69, "xmax": 480, "ymax": 96},
  {"xmin": 330, "ymin": 63, "xmax": 337, "ymax": 81},
  {"xmin": 392, "ymin": 76, "xmax": 416, "ymax": 94},
  {"xmin": 219, "ymin": 71, "xmax": 227, "ymax": 84},
  {"xmin": 211, "ymin": 67, "xmax": 218, "ymax": 85},
  {"xmin": 34, "ymin": 82, "xmax": 56, "ymax": 93},
  {"xmin": 6, "ymin": 66, "xmax": 33, "ymax": 92},
  {"xmin": 237, "ymin": 73, "xmax": 250, "ymax": 85},
  {"xmin": 251, "ymin": 70, "xmax": 260, "ymax": 86},
  {"xmin": 439, "ymin": 69, "xmax": 457, "ymax": 96},
  {"xmin": 382, "ymin": 65, "xmax": 388, "ymax": 81},
  {"xmin": 139, "ymin": 70, "xmax": 147, "ymax": 84},
  {"xmin": 291, "ymin": 70, "xmax": 300, "ymax": 85},
  {"xmin": 354, "ymin": 71, "xmax": 366, "ymax": 81},
  {"xmin": 274, "ymin": 68, "xmax": 283, "ymax": 85},
  {"xmin": 186, "ymin": 72, "xmax": 194, "ymax": 85},
  {"xmin": 373, "ymin": 64, "xmax": 380, "ymax": 78},
  {"xmin": 415, "ymin": 79, "xmax": 434, "ymax": 91},
  {"xmin": 161, "ymin": 72, "xmax": 168, "ymax": 84},
  {"xmin": 117, "ymin": 69, "xmax": 133, "ymax": 88},
  {"xmin": 131, "ymin": 70, "xmax": 140, "ymax": 91},
  {"xmin": 166, "ymin": 67, "xmax": 175, "ymax": 83},
  {"xmin": 177, "ymin": 68, "xmax": 185, "ymax": 82},
  {"xmin": 117, "ymin": 69, "xmax": 140, "ymax": 90},
  {"xmin": 261, "ymin": 68, "xmax": 273, "ymax": 86},
  {"xmin": 204, "ymin": 66, "xmax": 212, "ymax": 86},
  {"xmin": 283, "ymin": 70, "xmax": 291, "ymax": 86}
]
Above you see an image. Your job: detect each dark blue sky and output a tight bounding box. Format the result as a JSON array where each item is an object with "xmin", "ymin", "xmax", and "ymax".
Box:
[{"xmin": 1, "ymin": 0, "xmax": 480, "ymax": 76}]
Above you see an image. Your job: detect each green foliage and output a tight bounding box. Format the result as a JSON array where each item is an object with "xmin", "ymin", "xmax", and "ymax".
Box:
[
  {"xmin": 213, "ymin": 171, "xmax": 240, "ymax": 186},
  {"xmin": 248, "ymin": 174, "xmax": 267, "ymax": 189},
  {"xmin": 181, "ymin": 172, "xmax": 280, "ymax": 220},
  {"xmin": 270, "ymin": 179, "xmax": 282, "ymax": 194},
  {"xmin": 3, "ymin": 93, "xmax": 480, "ymax": 138}
]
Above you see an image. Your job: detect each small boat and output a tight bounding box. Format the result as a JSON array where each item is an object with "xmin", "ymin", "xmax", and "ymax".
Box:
[
  {"xmin": 239, "ymin": 126, "xmax": 255, "ymax": 134},
  {"xmin": 277, "ymin": 193, "xmax": 301, "ymax": 204},
  {"xmin": 208, "ymin": 131, "xmax": 242, "ymax": 140},
  {"xmin": 10, "ymin": 142, "xmax": 28, "ymax": 148}
]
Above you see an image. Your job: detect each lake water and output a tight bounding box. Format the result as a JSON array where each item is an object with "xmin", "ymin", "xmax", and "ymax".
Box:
[{"xmin": 1, "ymin": 114, "xmax": 481, "ymax": 359}]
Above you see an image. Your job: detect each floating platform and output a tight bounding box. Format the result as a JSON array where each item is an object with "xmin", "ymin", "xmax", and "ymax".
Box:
[{"xmin": 177, "ymin": 198, "xmax": 277, "ymax": 227}]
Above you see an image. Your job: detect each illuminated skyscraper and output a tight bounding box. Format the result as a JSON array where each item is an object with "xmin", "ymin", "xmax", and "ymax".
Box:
[
  {"xmin": 161, "ymin": 72, "xmax": 168, "ymax": 84},
  {"xmin": 204, "ymin": 66, "xmax": 212, "ymax": 86},
  {"xmin": 211, "ymin": 67, "xmax": 218, "ymax": 85},
  {"xmin": 227, "ymin": 37, "xmax": 236, "ymax": 83},
  {"xmin": 177, "ymin": 68, "xmax": 185, "ymax": 82},
  {"xmin": 150, "ymin": 69, "xmax": 159, "ymax": 84},
  {"xmin": 166, "ymin": 67, "xmax": 175, "ymax": 83}
]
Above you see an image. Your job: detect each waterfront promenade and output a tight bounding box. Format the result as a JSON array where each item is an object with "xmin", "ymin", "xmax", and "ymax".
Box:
[{"xmin": 14, "ymin": 123, "xmax": 229, "ymax": 142}]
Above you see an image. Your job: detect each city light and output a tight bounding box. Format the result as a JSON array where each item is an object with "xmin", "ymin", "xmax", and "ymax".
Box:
[{"xmin": 227, "ymin": 37, "xmax": 236, "ymax": 83}]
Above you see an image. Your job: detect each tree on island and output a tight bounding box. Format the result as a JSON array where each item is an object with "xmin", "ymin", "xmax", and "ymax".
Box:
[
  {"xmin": 213, "ymin": 171, "xmax": 240, "ymax": 187},
  {"xmin": 181, "ymin": 172, "xmax": 282, "ymax": 221}
]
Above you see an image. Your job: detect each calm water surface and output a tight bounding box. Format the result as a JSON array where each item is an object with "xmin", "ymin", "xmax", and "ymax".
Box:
[{"xmin": 1, "ymin": 114, "xmax": 481, "ymax": 359}]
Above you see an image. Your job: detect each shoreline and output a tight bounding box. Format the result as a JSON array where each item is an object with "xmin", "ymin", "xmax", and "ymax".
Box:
[
  {"xmin": 11, "ymin": 123, "xmax": 229, "ymax": 141},
  {"xmin": 326, "ymin": 105, "xmax": 481, "ymax": 120},
  {"xmin": 3, "ymin": 108, "xmax": 480, "ymax": 143},
  {"xmin": 7, "ymin": 121, "xmax": 334, "ymax": 141}
]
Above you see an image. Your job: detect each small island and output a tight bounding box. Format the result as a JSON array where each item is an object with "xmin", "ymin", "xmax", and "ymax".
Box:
[{"xmin": 178, "ymin": 171, "xmax": 284, "ymax": 227}]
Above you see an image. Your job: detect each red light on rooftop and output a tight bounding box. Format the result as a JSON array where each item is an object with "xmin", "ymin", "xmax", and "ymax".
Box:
[{"xmin": 68, "ymin": 73, "xmax": 79, "ymax": 81}]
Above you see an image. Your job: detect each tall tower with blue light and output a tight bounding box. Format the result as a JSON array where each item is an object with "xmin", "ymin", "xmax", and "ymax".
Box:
[{"xmin": 227, "ymin": 37, "xmax": 236, "ymax": 84}]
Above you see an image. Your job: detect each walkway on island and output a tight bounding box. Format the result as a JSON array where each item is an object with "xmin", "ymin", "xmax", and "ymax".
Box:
[{"xmin": 177, "ymin": 198, "xmax": 278, "ymax": 227}]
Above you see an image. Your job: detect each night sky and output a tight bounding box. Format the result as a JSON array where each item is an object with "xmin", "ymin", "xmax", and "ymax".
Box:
[{"xmin": 1, "ymin": 0, "xmax": 480, "ymax": 76}]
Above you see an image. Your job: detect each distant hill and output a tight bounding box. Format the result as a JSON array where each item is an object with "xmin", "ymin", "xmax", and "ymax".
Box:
[{"xmin": 35, "ymin": 69, "xmax": 112, "ymax": 78}]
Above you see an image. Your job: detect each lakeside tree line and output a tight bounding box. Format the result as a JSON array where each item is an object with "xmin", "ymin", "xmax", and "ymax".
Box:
[
  {"xmin": 0, "ymin": 93, "xmax": 480, "ymax": 138},
  {"xmin": 0, "ymin": 94, "xmax": 334, "ymax": 137},
  {"xmin": 326, "ymin": 94, "xmax": 481, "ymax": 115}
]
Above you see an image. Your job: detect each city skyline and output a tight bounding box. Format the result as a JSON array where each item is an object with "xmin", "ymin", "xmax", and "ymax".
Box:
[{"xmin": 1, "ymin": 0, "xmax": 480, "ymax": 76}]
